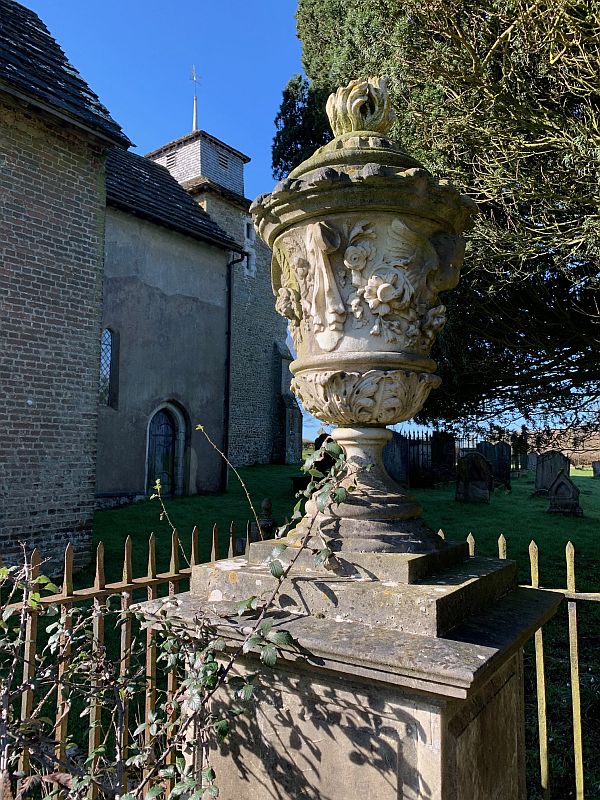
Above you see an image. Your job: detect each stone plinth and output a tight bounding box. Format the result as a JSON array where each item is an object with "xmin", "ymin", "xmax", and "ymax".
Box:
[{"xmin": 145, "ymin": 539, "xmax": 560, "ymax": 800}]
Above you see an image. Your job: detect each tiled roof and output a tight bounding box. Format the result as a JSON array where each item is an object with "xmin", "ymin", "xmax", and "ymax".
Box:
[
  {"xmin": 106, "ymin": 148, "xmax": 241, "ymax": 252},
  {"xmin": 0, "ymin": 0, "xmax": 129, "ymax": 145},
  {"xmin": 183, "ymin": 175, "xmax": 251, "ymax": 210}
]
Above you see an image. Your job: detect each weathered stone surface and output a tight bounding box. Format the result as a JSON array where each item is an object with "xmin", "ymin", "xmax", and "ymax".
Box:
[
  {"xmin": 547, "ymin": 470, "xmax": 583, "ymax": 516},
  {"xmin": 455, "ymin": 452, "xmax": 493, "ymax": 503},
  {"xmin": 143, "ymin": 579, "xmax": 559, "ymax": 800},
  {"xmin": 527, "ymin": 452, "xmax": 538, "ymax": 471},
  {"xmin": 534, "ymin": 451, "xmax": 570, "ymax": 495},
  {"xmin": 592, "ymin": 460, "xmax": 600, "ymax": 478},
  {"xmin": 190, "ymin": 548, "xmax": 515, "ymax": 637}
]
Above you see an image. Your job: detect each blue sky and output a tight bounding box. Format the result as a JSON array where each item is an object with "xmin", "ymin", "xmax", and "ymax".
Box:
[{"xmin": 25, "ymin": 0, "xmax": 303, "ymax": 200}]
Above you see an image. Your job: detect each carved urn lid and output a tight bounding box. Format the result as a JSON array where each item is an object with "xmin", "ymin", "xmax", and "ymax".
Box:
[{"xmin": 251, "ymin": 77, "xmax": 476, "ymax": 247}]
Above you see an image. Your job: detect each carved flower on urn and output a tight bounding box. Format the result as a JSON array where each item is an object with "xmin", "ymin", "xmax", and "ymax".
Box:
[
  {"xmin": 344, "ymin": 242, "xmax": 374, "ymax": 287},
  {"xmin": 360, "ymin": 270, "xmax": 413, "ymax": 317}
]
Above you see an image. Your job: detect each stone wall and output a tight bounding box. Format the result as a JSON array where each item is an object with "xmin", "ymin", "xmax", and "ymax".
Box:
[
  {"xmin": 97, "ymin": 208, "xmax": 230, "ymax": 498},
  {"xmin": 0, "ymin": 95, "xmax": 107, "ymax": 570},
  {"xmin": 196, "ymin": 191, "xmax": 300, "ymax": 466}
]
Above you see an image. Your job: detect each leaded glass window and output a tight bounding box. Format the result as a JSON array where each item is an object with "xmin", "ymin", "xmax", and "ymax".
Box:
[{"xmin": 99, "ymin": 328, "xmax": 113, "ymax": 405}]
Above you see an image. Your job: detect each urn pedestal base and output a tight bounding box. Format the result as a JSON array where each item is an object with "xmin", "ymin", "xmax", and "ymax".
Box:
[
  {"xmin": 290, "ymin": 426, "xmax": 443, "ymax": 554},
  {"xmin": 145, "ymin": 545, "xmax": 560, "ymax": 800}
]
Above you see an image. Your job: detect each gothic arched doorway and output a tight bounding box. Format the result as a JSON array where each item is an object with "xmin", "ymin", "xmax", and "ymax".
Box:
[{"xmin": 146, "ymin": 405, "xmax": 186, "ymax": 496}]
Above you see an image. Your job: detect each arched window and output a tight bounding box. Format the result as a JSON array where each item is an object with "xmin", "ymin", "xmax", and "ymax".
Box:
[{"xmin": 99, "ymin": 328, "xmax": 118, "ymax": 406}]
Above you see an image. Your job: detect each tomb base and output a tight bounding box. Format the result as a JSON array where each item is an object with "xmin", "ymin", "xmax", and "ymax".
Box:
[{"xmin": 143, "ymin": 538, "xmax": 560, "ymax": 800}]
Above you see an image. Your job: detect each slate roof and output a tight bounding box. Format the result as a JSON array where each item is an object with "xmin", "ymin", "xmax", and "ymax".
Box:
[
  {"xmin": 106, "ymin": 148, "xmax": 241, "ymax": 252},
  {"xmin": 0, "ymin": 0, "xmax": 129, "ymax": 146}
]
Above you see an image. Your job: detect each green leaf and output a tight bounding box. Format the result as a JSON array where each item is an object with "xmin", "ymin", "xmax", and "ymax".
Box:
[
  {"xmin": 266, "ymin": 629, "xmax": 295, "ymax": 647},
  {"xmin": 308, "ymin": 468, "xmax": 324, "ymax": 478},
  {"xmin": 324, "ymin": 441, "xmax": 343, "ymax": 456},
  {"xmin": 202, "ymin": 767, "xmax": 216, "ymax": 782},
  {"xmin": 269, "ymin": 559, "xmax": 284, "ymax": 579},
  {"xmin": 147, "ymin": 785, "xmax": 163, "ymax": 799},
  {"xmin": 206, "ymin": 787, "xmax": 220, "ymax": 798},
  {"xmin": 315, "ymin": 489, "xmax": 331, "ymax": 513},
  {"xmin": 259, "ymin": 620, "xmax": 273, "ymax": 637},
  {"xmin": 332, "ymin": 487, "xmax": 348, "ymax": 504},
  {"xmin": 214, "ymin": 719, "xmax": 230, "ymax": 740},
  {"xmin": 260, "ymin": 644, "xmax": 278, "ymax": 667},
  {"xmin": 270, "ymin": 543, "xmax": 287, "ymax": 558},
  {"xmin": 242, "ymin": 634, "xmax": 262, "ymax": 654}
]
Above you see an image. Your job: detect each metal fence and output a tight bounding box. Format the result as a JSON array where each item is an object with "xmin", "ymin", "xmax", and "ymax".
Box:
[
  {"xmin": 7, "ymin": 528, "xmax": 598, "ymax": 799},
  {"xmin": 10, "ymin": 523, "xmax": 250, "ymax": 799},
  {"xmin": 467, "ymin": 532, "xmax": 598, "ymax": 800}
]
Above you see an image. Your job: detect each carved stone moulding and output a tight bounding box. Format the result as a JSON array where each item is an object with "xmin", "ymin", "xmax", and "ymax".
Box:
[{"xmin": 291, "ymin": 368, "xmax": 441, "ymax": 427}]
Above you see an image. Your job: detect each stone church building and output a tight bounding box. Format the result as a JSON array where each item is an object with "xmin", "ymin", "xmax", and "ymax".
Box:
[{"xmin": 0, "ymin": 0, "xmax": 301, "ymax": 566}]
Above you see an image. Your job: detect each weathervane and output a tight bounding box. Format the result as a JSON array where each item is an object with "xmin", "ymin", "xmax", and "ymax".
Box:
[{"xmin": 191, "ymin": 65, "xmax": 200, "ymax": 132}]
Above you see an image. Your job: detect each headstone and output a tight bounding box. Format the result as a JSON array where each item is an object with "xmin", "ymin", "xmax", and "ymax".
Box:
[
  {"xmin": 548, "ymin": 470, "xmax": 583, "ymax": 516},
  {"xmin": 592, "ymin": 460, "xmax": 600, "ymax": 478},
  {"xmin": 455, "ymin": 452, "xmax": 494, "ymax": 503},
  {"xmin": 494, "ymin": 441, "xmax": 512, "ymax": 489},
  {"xmin": 476, "ymin": 441, "xmax": 511, "ymax": 489},
  {"xmin": 535, "ymin": 451, "xmax": 570, "ymax": 495},
  {"xmin": 527, "ymin": 452, "xmax": 538, "ymax": 471},
  {"xmin": 255, "ymin": 497, "xmax": 278, "ymax": 539},
  {"xmin": 431, "ymin": 431, "xmax": 456, "ymax": 482},
  {"xmin": 383, "ymin": 431, "xmax": 409, "ymax": 485}
]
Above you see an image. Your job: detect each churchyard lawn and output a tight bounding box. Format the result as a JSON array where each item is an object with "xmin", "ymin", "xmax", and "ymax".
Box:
[{"xmin": 91, "ymin": 464, "xmax": 598, "ymax": 590}]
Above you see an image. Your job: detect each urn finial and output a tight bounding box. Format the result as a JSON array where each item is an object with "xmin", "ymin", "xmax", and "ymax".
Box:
[{"xmin": 326, "ymin": 77, "xmax": 395, "ymax": 137}]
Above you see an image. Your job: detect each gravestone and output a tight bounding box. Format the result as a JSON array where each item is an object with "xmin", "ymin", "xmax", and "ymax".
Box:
[
  {"xmin": 456, "ymin": 452, "xmax": 494, "ymax": 503},
  {"xmin": 383, "ymin": 431, "xmax": 409, "ymax": 485},
  {"xmin": 592, "ymin": 460, "xmax": 600, "ymax": 478},
  {"xmin": 495, "ymin": 441, "xmax": 512, "ymax": 489},
  {"xmin": 527, "ymin": 452, "xmax": 538, "ymax": 471},
  {"xmin": 535, "ymin": 451, "xmax": 570, "ymax": 495},
  {"xmin": 476, "ymin": 441, "xmax": 511, "ymax": 489},
  {"xmin": 548, "ymin": 470, "xmax": 583, "ymax": 516}
]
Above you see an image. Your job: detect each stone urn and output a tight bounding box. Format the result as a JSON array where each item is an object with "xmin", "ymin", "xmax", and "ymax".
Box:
[{"xmin": 251, "ymin": 77, "xmax": 476, "ymax": 553}]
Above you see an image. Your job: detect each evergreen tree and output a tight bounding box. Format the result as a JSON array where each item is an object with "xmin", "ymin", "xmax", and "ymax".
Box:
[{"xmin": 273, "ymin": 0, "xmax": 600, "ymax": 429}]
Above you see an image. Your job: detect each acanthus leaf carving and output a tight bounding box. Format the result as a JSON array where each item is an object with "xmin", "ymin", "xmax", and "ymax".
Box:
[{"xmin": 292, "ymin": 369, "xmax": 442, "ymax": 426}]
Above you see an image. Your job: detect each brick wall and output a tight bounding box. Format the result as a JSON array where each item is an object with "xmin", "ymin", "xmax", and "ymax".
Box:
[
  {"xmin": 196, "ymin": 192, "xmax": 295, "ymax": 466},
  {"xmin": 0, "ymin": 95, "xmax": 107, "ymax": 571}
]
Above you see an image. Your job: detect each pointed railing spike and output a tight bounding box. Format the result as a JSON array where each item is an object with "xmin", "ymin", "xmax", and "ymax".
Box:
[
  {"xmin": 95, "ymin": 542, "xmax": 106, "ymax": 591},
  {"xmin": 190, "ymin": 526, "xmax": 199, "ymax": 567},
  {"xmin": 62, "ymin": 543, "xmax": 74, "ymax": 597},
  {"xmin": 466, "ymin": 532, "xmax": 475, "ymax": 557},
  {"xmin": 529, "ymin": 540, "xmax": 539, "ymax": 588},
  {"xmin": 211, "ymin": 524, "xmax": 219, "ymax": 563},
  {"xmin": 147, "ymin": 533, "xmax": 157, "ymax": 579},
  {"xmin": 122, "ymin": 536, "xmax": 133, "ymax": 584},
  {"xmin": 228, "ymin": 522, "xmax": 235, "ymax": 559},
  {"xmin": 566, "ymin": 541, "xmax": 576, "ymax": 592},
  {"xmin": 498, "ymin": 534, "xmax": 507, "ymax": 560},
  {"xmin": 437, "ymin": 528, "xmax": 445, "ymax": 540},
  {"xmin": 170, "ymin": 530, "xmax": 180, "ymax": 574},
  {"xmin": 245, "ymin": 521, "xmax": 251, "ymax": 558}
]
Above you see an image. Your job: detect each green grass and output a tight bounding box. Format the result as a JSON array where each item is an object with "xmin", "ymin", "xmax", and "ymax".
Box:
[
  {"xmin": 87, "ymin": 465, "xmax": 299, "ymax": 586},
  {"xmin": 415, "ymin": 467, "xmax": 599, "ymax": 591},
  {"xmin": 89, "ymin": 465, "xmax": 600, "ymax": 799}
]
